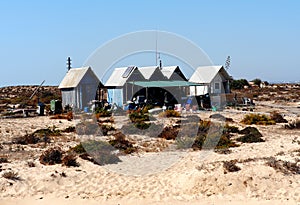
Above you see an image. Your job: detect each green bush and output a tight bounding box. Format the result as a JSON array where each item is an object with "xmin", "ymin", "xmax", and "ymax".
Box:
[
  {"xmin": 230, "ymin": 79, "xmax": 249, "ymax": 90},
  {"xmin": 129, "ymin": 111, "xmax": 150, "ymax": 123},
  {"xmin": 95, "ymin": 108, "xmax": 112, "ymax": 118}
]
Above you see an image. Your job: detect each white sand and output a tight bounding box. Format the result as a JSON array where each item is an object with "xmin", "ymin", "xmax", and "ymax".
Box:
[{"xmin": 0, "ymin": 103, "xmax": 300, "ymax": 204}]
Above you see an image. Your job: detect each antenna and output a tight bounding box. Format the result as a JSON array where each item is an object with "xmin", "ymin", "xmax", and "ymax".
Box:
[
  {"xmin": 67, "ymin": 57, "xmax": 72, "ymax": 71},
  {"xmin": 155, "ymin": 31, "xmax": 158, "ymax": 66},
  {"xmin": 225, "ymin": 56, "xmax": 231, "ymax": 70}
]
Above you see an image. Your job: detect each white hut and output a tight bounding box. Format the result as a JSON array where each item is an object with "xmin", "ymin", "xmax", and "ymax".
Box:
[
  {"xmin": 189, "ymin": 65, "xmax": 232, "ymax": 106},
  {"xmin": 59, "ymin": 67, "xmax": 100, "ymax": 110}
]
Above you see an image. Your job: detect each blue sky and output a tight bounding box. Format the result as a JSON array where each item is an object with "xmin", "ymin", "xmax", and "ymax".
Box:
[{"xmin": 0, "ymin": 0, "xmax": 299, "ymax": 86}]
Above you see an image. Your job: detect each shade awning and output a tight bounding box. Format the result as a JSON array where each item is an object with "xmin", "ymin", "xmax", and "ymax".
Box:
[{"xmin": 127, "ymin": 80, "xmax": 204, "ymax": 87}]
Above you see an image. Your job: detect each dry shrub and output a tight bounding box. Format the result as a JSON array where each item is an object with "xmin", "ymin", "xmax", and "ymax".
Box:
[
  {"xmin": 62, "ymin": 153, "xmax": 79, "ymax": 167},
  {"xmin": 27, "ymin": 161, "xmax": 35, "ymax": 167},
  {"xmin": 98, "ymin": 117, "xmax": 114, "ymax": 124},
  {"xmin": 209, "ymin": 114, "xmax": 233, "ymax": 122},
  {"xmin": 95, "ymin": 109, "xmax": 112, "ymax": 118},
  {"xmin": 157, "ymin": 126, "xmax": 179, "ymax": 140},
  {"xmin": 62, "ymin": 126, "xmax": 76, "ymax": 133},
  {"xmin": 129, "ymin": 111, "xmax": 150, "ymax": 123},
  {"xmin": 39, "ymin": 147, "xmax": 63, "ymax": 165},
  {"xmin": 109, "ymin": 132, "xmax": 136, "ymax": 154},
  {"xmin": 12, "ymin": 127, "xmax": 60, "ymax": 145},
  {"xmin": 2, "ymin": 171, "xmax": 20, "ymax": 180},
  {"xmin": 0, "ymin": 156, "xmax": 8, "ymax": 163},
  {"xmin": 266, "ymin": 157, "xmax": 300, "ymax": 175},
  {"xmin": 223, "ymin": 160, "xmax": 241, "ymax": 173},
  {"xmin": 12, "ymin": 133, "xmax": 50, "ymax": 145},
  {"xmin": 176, "ymin": 121, "xmax": 239, "ymax": 150},
  {"xmin": 224, "ymin": 124, "xmax": 239, "ymax": 133},
  {"xmin": 270, "ymin": 111, "xmax": 288, "ymax": 123},
  {"xmin": 100, "ymin": 124, "xmax": 115, "ymax": 136},
  {"xmin": 241, "ymin": 114, "xmax": 275, "ymax": 125},
  {"xmin": 71, "ymin": 141, "xmax": 121, "ymax": 165},
  {"xmin": 121, "ymin": 122, "xmax": 163, "ymax": 137},
  {"xmin": 237, "ymin": 127, "xmax": 265, "ymax": 143},
  {"xmin": 158, "ymin": 110, "xmax": 181, "ymax": 118},
  {"xmin": 50, "ymin": 112, "xmax": 73, "ymax": 121}
]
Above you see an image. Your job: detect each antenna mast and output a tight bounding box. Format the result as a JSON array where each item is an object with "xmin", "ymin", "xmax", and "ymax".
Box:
[
  {"xmin": 225, "ymin": 56, "xmax": 231, "ymax": 70},
  {"xmin": 67, "ymin": 57, "xmax": 72, "ymax": 71},
  {"xmin": 155, "ymin": 31, "xmax": 158, "ymax": 66}
]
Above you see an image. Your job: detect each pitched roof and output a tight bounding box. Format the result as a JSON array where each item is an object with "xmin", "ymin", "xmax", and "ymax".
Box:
[
  {"xmin": 138, "ymin": 66, "xmax": 160, "ymax": 80},
  {"xmin": 189, "ymin": 65, "xmax": 232, "ymax": 84},
  {"xmin": 59, "ymin": 67, "xmax": 99, "ymax": 89},
  {"xmin": 160, "ymin": 66, "xmax": 178, "ymax": 79},
  {"xmin": 105, "ymin": 66, "xmax": 142, "ymax": 87}
]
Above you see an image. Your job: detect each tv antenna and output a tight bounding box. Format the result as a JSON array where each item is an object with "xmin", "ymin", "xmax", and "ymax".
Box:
[
  {"xmin": 225, "ymin": 56, "xmax": 231, "ymax": 70},
  {"xmin": 155, "ymin": 31, "xmax": 158, "ymax": 66},
  {"xmin": 67, "ymin": 57, "xmax": 72, "ymax": 71}
]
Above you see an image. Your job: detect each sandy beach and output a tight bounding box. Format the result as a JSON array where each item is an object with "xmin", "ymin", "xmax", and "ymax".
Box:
[{"xmin": 0, "ymin": 101, "xmax": 299, "ymax": 205}]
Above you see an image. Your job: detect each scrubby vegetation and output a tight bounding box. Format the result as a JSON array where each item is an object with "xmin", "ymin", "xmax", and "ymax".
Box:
[
  {"xmin": 209, "ymin": 114, "xmax": 233, "ymax": 122},
  {"xmin": 175, "ymin": 120, "xmax": 239, "ymax": 150},
  {"xmin": 62, "ymin": 153, "xmax": 79, "ymax": 167},
  {"xmin": 50, "ymin": 112, "xmax": 73, "ymax": 121},
  {"xmin": 236, "ymin": 127, "xmax": 265, "ymax": 143},
  {"xmin": 158, "ymin": 126, "xmax": 179, "ymax": 140},
  {"xmin": 241, "ymin": 114, "xmax": 275, "ymax": 125},
  {"xmin": 266, "ymin": 157, "xmax": 300, "ymax": 175},
  {"xmin": 223, "ymin": 160, "xmax": 241, "ymax": 173},
  {"xmin": 62, "ymin": 126, "xmax": 76, "ymax": 133},
  {"xmin": 158, "ymin": 110, "xmax": 181, "ymax": 118},
  {"xmin": 39, "ymin": 147, "xmax": 63, "ymax": 165},
  {"xmin": 223, "ymin": 124, "xmax": 239, "ymax": 133},
  {"xmin": 12, "ymin": 127, "xmax": 60, "ymax": 145},
  {"xmin": 0, "ymin": 156, "xmax": 8, "ymax": 163},
  {"xmin": 129, "ymin": 110, "xmax": 150, "ymax": 123},
  {"xmin": 270, "ymin": 111, "xmax": 288, "ymax": 123},
  {"xmin": 70, "ymin": 141, "xmax": 121, "ymax": 165},
  {"xmin": 109, "ymin": 132, "xmax": 136, "ymax": 154},
  {"xmin": 95, "ymin": 108, "xmax": 112, "ymax": 118},
  {"xmin": 230, "ymin": 79, "xmax": 249, "ymax": 90},
  {"xmin": 2, "ymin": 171, "xmax": 20, "ymax": 180},
  {"xmin": 121, "ymin": 122, "xmax": 163, "ymax": 137}
]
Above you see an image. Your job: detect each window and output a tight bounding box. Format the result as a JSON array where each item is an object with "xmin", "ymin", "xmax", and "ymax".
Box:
[{"xmin": 215, "ymin": 82, "xmax": 220, "ymax": 90}]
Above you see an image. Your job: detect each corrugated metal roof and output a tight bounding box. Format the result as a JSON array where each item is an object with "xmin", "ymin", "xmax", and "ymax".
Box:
[
  {"xmin": 59, "ymin": 67, "xmax": 98, "ymax": 89},
  {"xmin": 189, "ymin": 65, "xmax": 231, "ymax": 84},
  {"xmin": 127, "ymin": 80, "xmax": 199, "ymax": 87},
  {"xmin": 138, "ymin": 66, "xmax": 160, "ymax": 80},
  {"xmin": 160, "ymin": 66, "xmax": 178, "ymax": 79}
]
